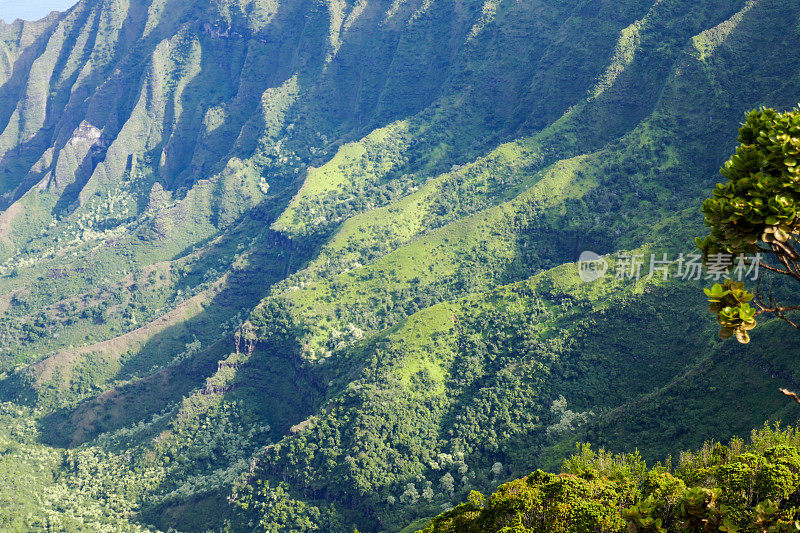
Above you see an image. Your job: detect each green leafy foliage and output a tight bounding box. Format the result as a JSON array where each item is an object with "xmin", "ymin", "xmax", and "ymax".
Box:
[
  {"xmin": 422, "ymin": 426, "xmax": 800, "ymax": 533},
  {"xmin": 698, "ymin": 108, "xmax": 800, "ymax": 257},
  {"xmin": 421, "ymin": 471, "xmax": 633, "ymax": 533},
  {"xmin": 697, "ymin": 108, "xmax": 800, "ymax": 343},
  {"xmin": 704, "ymin": 280, "xmax": 757, "ymax": 343}
]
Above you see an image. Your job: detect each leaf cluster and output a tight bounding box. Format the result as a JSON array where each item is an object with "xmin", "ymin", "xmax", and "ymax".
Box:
[
  {"xmin": 704, "ymin": 280, "xmax": 757, "ymax": 343},
  {"xmin": 697, "ymin": 107, "xmax": 800, "ymax": 257}
]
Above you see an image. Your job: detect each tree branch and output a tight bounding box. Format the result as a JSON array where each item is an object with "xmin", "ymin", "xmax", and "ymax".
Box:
[{"xmin": 780, "ymin": 388, "xmax": 800, "ymax": 406}]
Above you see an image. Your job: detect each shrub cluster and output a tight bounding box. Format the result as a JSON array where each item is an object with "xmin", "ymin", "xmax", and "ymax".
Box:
[{"xmin": 421, "ymin": 425, "xmax": 800, "ymax": 532}]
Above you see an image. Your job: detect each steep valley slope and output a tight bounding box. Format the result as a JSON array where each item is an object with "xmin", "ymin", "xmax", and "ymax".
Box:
[{"xmin": 0, "ymin": 0, "xmax": 799, "ymax": 531}]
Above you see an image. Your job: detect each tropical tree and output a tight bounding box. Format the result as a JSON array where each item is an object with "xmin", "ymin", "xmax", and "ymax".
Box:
[{"xmin": 697, "ymin": 107, "xmax": 800, "ymax": 343}]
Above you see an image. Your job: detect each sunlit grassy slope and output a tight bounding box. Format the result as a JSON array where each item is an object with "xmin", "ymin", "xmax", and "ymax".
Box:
[{"xmin": 0, "ymin": 0, "xmax": 799, "ymax": 531}]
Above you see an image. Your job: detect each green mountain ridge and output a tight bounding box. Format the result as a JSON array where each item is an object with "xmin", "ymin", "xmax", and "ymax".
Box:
[{"xmin": 0, "ymin": 0, "xmax": 799, "ymax": 531}]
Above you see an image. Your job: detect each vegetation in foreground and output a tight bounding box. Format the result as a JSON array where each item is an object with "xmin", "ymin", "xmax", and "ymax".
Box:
[
  {"xmin": 421, "ymin": 424, "xmax": 800, "ymax": 533},
  {"xmin": 698, "ymin": 107, "xmax": 800, "ymax": 343}
]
